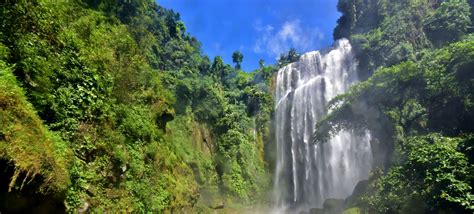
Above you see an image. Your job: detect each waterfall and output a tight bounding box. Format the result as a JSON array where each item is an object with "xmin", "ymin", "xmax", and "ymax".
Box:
[{"xmin": 273, "ymin": 39, "xmax": 373, "ymax": 212}]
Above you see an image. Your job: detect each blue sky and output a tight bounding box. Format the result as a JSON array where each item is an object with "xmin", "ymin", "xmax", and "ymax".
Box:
[{"xmin": 157, "ymin": 0, "xmax": 341, "ymax": 71}]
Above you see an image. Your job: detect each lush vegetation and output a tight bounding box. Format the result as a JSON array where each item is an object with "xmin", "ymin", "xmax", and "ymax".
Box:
[
  {"xmin": 318, "ymin": 0, "xmax": 474, "ymax": 213},
  {"xmin": 1, "ymin": 0, "xmax": 473, "ymax": 213},
  {"xmin": 0, "ymin": 0, "xmax": 276, "ymax": 212},
  {"xmin": 335, "ymin": 0, "xmax": 472, "ymax": 79}
]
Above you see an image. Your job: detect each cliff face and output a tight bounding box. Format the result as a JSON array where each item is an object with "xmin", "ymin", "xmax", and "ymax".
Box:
[{"xmin": 0, "ymin": 59, "xmax": 70, "ymax": 212}]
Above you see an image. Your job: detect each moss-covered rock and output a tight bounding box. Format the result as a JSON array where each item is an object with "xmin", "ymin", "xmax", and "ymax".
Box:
[{"xmin": 0, "ymin": 61, "xmax": 71, "ymax": 208}]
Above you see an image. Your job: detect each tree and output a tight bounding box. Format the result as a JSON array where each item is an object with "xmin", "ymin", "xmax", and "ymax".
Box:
[
  {"xmin": 199, "ymin": 55, "xmax": 211, "ymax": 75},
  {"xmin": 278, "ymin": 48, "xmax": 300, "ymax": 67},
  {"xmin": 423, "ymin": 0, "xmax": 471, "ymax": 46},
  {"xmin": 258, "ymin": 59, "xmax": 265, "ymax": 68},
  {"xmin": 232, "ymin": 51, "xmax": 243, "ymax": 70},
  {"xmin": 287, "ymin": 48, "xmax": 299, "ymax": 62},
  {"xmin": 211, "ymin": 56, "xmax": 225, "ymax": 77}
]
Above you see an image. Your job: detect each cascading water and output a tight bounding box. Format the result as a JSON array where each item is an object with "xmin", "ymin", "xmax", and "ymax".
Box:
[{"xmin": 273, "ymin": 39, "xmax": 373, "ymax": 213}]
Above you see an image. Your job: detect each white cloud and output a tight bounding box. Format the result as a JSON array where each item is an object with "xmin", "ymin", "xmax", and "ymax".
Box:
[
  {"xmin": 253, "ymin": 19, "xmax": 324, "ymax": 58},
  {"xmin": 213, "ymin": 42, "xmax": 222, "ymax": 52}
]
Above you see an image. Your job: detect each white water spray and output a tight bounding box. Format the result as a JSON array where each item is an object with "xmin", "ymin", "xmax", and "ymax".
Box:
[{"xmin": 273, "ymin": 39, "xmax": 372, "ymax": 213}]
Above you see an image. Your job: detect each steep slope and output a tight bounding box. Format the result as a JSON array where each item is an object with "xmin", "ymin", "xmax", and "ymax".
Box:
[
  {"xmin": 0, "ymin": 48, "xmax": 70, "ymax": 212},
  {"xmin": 0, "ymin": 1, "xmax": 273, "ymax": 212}
]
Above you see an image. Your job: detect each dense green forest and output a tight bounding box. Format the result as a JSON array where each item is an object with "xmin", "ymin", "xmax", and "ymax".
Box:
[
  {"xmin": 0, "ymin": 0, "xmax": 275, "ymax": 212},
  {"xmin": 0, "ymin": 0, "xmax": 473, "ymax": 213},
  {"xmin": 319, "ymin": 0, "xmax": 474, "ymax": 213}
]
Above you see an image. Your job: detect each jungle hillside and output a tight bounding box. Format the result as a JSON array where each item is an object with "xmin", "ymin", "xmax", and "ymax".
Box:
[{"xmin": 0, "ymin": 0, "xmax": 473, "ymax": 213}]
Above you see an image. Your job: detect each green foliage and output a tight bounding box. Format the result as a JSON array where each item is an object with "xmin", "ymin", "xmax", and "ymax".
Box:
[
  {"xmin": 316, "ymin": 39, "xmax": 474, "ymax": 143},
  {"xmin": 334, "ymin": 0, "xmax": 384, "ymax": 39},
  {"xmin": 424, "ymin": 0, "xmax": 472, "ymax": 46},
  {"xmin": 0, "ymin": 0, "xmax": 273, "ymax": 212},
  {"xmin": 117, "ymin": 105, "xmax": 159, "ymax": 143},
  {"xmin": 0, "ymin": 60, "xmax": 71, "ymax": 194},
  {"xmin": 343, "ymin": 207, "xmax": 361, "ymax": 214},
  {"xmin": 321, "ymin": 1, "xmax": 474, "ymax": 213},
  {"xmin": 232, "ymin": 51, "xmax": 244, "ymax": 70},
  {"xmin": 335, "ymin": 0, "xmax": 472, "ymax": 79},
  {"xmin": 278, "ymin": 48, "xmax": 300, "ymax": 67},
  {"xmin": 258, "ymin": 59, "xmax": 265, "ymax": 68},
  {"xmin": 366, "ymin": 135, "xmax": 474, "ymax": 213}
]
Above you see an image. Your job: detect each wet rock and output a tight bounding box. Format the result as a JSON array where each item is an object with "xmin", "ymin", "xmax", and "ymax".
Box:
[
  {"xmin": 344, "ymin": 180, "xmax": 369, "ymax": 210},
  {"xmin": 323, "ymin": 198, "xmax": 344, "ymax": 214},
  {"xmin": 370, "ymin": 138, "xmax": 394, "ymax": 169},
  {"xmin": 209, "ymin": 201, "xmax": 224, "ymax": 209},
  {"xmin": 351, "ymin": 180, "xmax": 369, "ymax": 197},
  {"xmin": 309, "ymin": 207, "xmax": 324, "ymax": 214}
]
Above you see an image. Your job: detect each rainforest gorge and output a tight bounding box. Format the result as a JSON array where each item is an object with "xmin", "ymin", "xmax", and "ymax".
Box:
[{"xmin": 0, "ymin": 0, "xmax": 473, "ymax": 213}]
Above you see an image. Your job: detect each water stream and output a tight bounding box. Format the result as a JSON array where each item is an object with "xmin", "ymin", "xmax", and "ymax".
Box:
[{"xmin": 273, "ymin": 39, "xmax": 373, "ymax": 213}]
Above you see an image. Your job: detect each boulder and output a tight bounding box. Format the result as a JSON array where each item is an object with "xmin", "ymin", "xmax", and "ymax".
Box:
[
  {"xmin": 323, "ymin": 198, "xmax": 345, "ymax": 214},
  {"xmin": 309, "ymin": 208, "xmax": 325, "ymax": 214}
]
